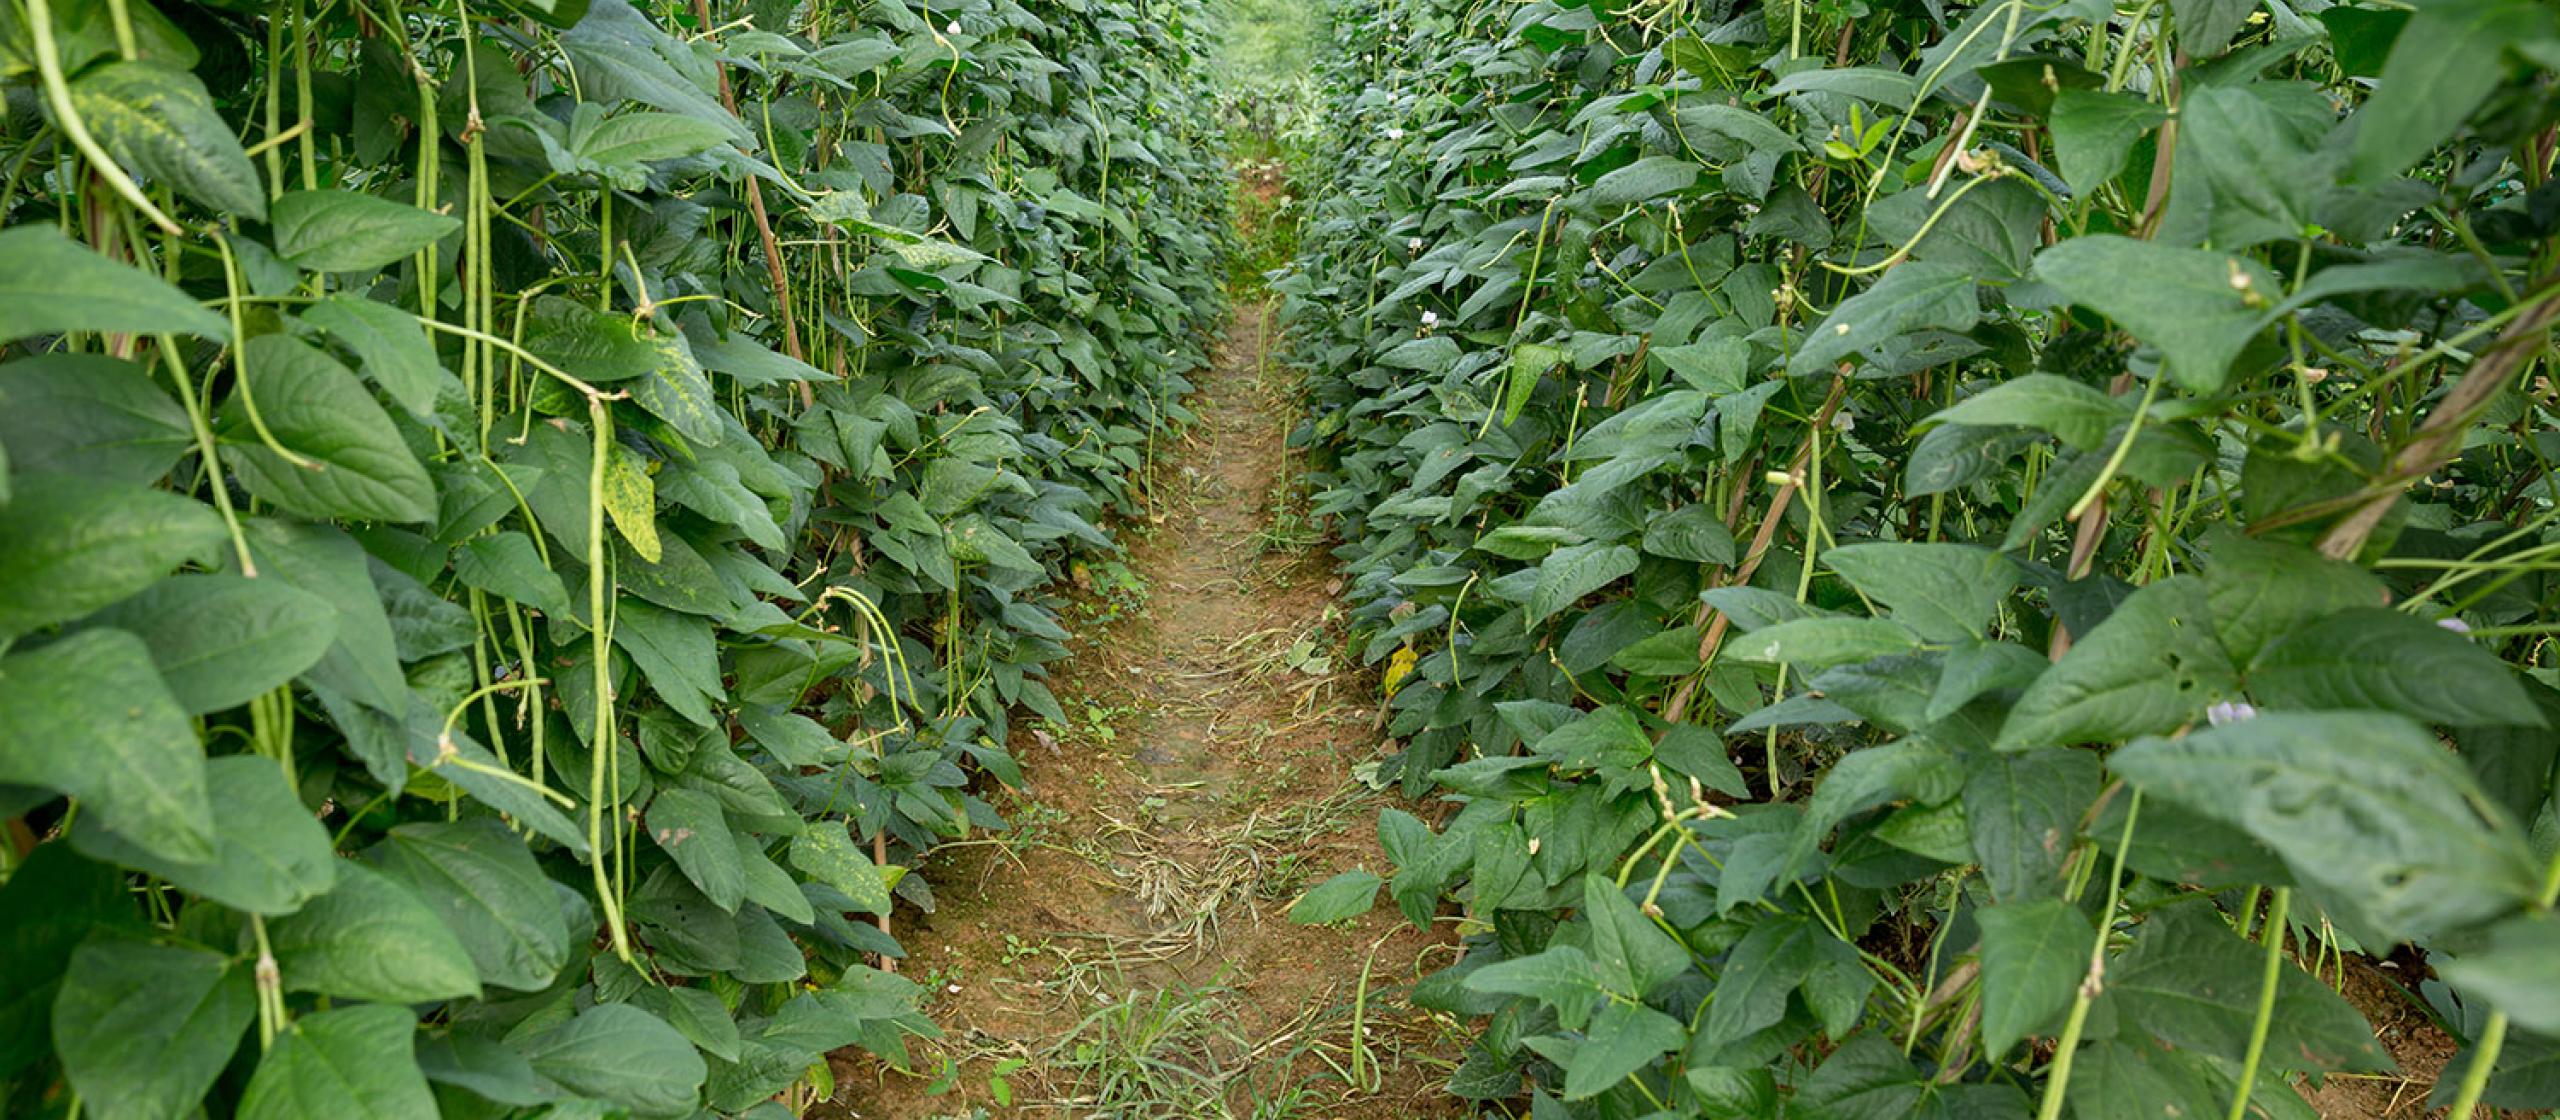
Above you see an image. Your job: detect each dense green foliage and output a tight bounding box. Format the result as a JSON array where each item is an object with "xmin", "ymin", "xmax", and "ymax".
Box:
[
  {"xmin": 1282, "ymin": 0, "xmax": 2560, "ymax": 1114},
  {"xmin": 0, "ymin": 0, "xmax": 1226, "ymax": 1110}
]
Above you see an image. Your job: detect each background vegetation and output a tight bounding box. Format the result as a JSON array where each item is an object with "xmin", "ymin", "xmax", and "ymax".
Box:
[
  {"xmin": 0, "ymin": 0, "xmax": 1228, "ymax": 1113},
  {"xmin": 1278, "ymin": 0, "xmax": 2560, "ymax": 1114}
]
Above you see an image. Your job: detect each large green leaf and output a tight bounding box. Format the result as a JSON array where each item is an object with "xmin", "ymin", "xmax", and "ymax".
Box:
[
  {"xmin": 517, "ymin": 1003, "xmax": 708, "ymax": 1118},
  {"xmin": 2094, "ymin": 905, "xmax": 2392, "ymax": 1072},
  {"xmin": 0, "ymin": 353, "xmax": 194, "ymax": 484},
  {"xmin": 237, "ymin": 1003, "xmax": 438, "ymax": 1120},
  {"xmin": 221, "ymin": 334, "xmax": 439, "ymax": 523},
  {"xmin": 0, "ymin": 226, "xmax": 228, "ymax": 345},
  {"xmin": 0, "ymin": 472, "xmax": 226, "ymax": 639},
  {"xmin": 1976, "ymin": 900, "xmax": 2088, "ymax": 1058},
  {"xmin": 0, "ymin": 629, "xmax": 213, "ymax": 863},
  {"xmin": 1998, "ymin": 577, "xmax": 2238, "ymax": 749},
  {"xmin": 648, "ymin": 787, "xmax": 747, "ymax": 912},
  {"xmin": 269, "ymin": 862, "xmax": 482, "ymax": 1002},
  {"xmin": 2200, "ymin": 533, "xmax": 2388, "ymax": 665},
  {"xmin": 0, "ymin": 844, "xmax": 136, "ymax": 1077},
  {"xmin": 66, "ymin": 60, "xmax": 266, "ymax": 220},
  {"xmin": 1288, "ymin": 869, "xmax": 1383, "ymax": 924},
  {"xmin": 236, "ymin": 518, "xmax": 408, "ymax": 712},
  {"xmin": 301, "ymin": 296, "xmax": 458, "ymax": 419},
  {"xmin": 368, "ymin": 820, "xmax": 572, "ymax": 992},
  {"xmin": 1526, "ymin": 542, "xmax": 1638, "ymax": 624},
  {"xmin": 2112, "ymin": 713, "xmax": 2541, "ymax": 940},
  {"xmin": 1823, "ymin": 542, "xmax": 2020, "ymax": 642},
  {"xmin": 2350, "ymin": 0, "xmax": 2558, "ymax": 181},
  {"xmin": 53, "ymin": 935, "xmax": 256, "ymax": 1120},
  {"xmin": 1786, "ymin": 261, "xmax": 1980, "ymax": 377},
  {"xmin": 1962, "ymin": 747, "xmax": 2098, "ymax": 902},
  {"xmin": 270, "ymin": 189, "xmax": 462, "ymax": 273},
  {"xmin": 2249, "ymin": 608, "xmax": 2541, "ymax": 727},
  {"xmin": 2032, "ymin": 237, "xmax": 2276, "ymax": 392},
  {"xmin": 94, "ymin": 573, "xmax": 337, "ymax": 715},
  {"xmin": 70, "ymin": 755, "xmax": 336, "ymax": 915},
  {"xmin": 1921, "ymin": 374, "xmax": 2126, "ymax": 453},
  {"xmin": 2438, "ymin": 912, "xmax": 2560, "ymax": 1036}
]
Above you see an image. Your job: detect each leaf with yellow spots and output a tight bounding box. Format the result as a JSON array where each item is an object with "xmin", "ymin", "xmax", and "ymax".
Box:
[{"xmin": 601, "ymin": 443, "xmax": 661, "ymax": 563}]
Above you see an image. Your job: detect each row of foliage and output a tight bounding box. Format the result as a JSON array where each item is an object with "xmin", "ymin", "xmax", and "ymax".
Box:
[
  {"xmin": 0, "ymin": 0, "xmax": 1226, "ymax": 1111},
  {"xmin": 1280, "ymin": 0, "xmax": 2560, "ymax": 1114}
]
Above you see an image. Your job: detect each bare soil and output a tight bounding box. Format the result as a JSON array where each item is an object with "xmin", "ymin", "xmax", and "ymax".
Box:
[{"xmin": 816, "ymin": 295, "xmax": 1467, "ymax": 1120}]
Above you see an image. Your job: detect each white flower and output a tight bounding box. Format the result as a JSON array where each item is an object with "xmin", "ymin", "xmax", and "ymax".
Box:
[
  {"xmin": 1829, "ymin": 410, "xmax": 1854, "ymax": 433},
  {"xmin": 945, "ymin": 19, "xmax": 960, "ymax": 33},
  {"xmin": 1419, "ymin": 310, "xmax": 1439, "ymax": 329},
  {"xmin": 2205, "ymin": 700, "xmax": 2257, "ymax": 726},
  {"xmin": 2439, "ymin": 617, "xmax": 2472, "ymax": 635},
  {"xmin": 1386, "ymin": 127, "xmax": 1406, "ymax": 140},
  {"xmin": 1408, "ymin": 236, "xmax": 1424, "ymax": 254}
]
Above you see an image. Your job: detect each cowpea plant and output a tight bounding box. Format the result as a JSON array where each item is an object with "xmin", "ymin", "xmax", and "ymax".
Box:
[
  {"xmin": 0, "ymin": 0, "xmax": 1225, "ymax": 1112},
  {"xmin": 1283, "ymin": 0, "xmax": 2560, "ymax": 1115}
]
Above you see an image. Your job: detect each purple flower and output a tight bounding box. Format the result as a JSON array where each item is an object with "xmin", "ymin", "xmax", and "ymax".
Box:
[
  {"xmin": 2206, "ymin": 700, "xmax": 2257, "ymax": 726},
  {"xmin": 2439, "ymin": 617, "xmax": 2472, "ymax": 635}
]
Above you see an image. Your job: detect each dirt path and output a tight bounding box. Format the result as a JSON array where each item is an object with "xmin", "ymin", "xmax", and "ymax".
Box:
[{"xmin": 824, "ymin": 294, "xmax": 1467, "ymax": 1120}]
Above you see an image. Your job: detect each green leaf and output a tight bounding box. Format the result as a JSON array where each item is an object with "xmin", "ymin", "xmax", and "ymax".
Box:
[
  {"xmin": 518, "ymin": 1003, "xmax": 707, "ymax": 1118},
  {"xmin": 237, "ymin": 518, "xmax": 408, "ymax": 712},
  {"xmin": 789, "ymin": 826, "xmax": 893, "ymax": 915},
  {"xmin": 0, "ymin": 226, "xmax": 228, "ymax": 345},
  {"xmin": 1584, "ymin": 874, "xmax": 1689, "ymax": 997},
  {"xmin": 271, "ymin": 189, "xmax": 461, "ymax": 273},
  {"xmin": 1975, "ymin": 899, "xmax": 2089, "ymax": 1058},
  {"xmin": 1527, "ymin": 542, "xmax": 1638, "ymax": 624},
  {"xmin": 1288, "ymin": 869, "xmax": 1383, "ymax": 924},
  {"xmin": 2048, "ymin": 89, "xmax": 2166, "ymax": 196},
  {"xmin": 2112, "ymin": 712, "xmax": 2541, "ymax": 941},
  {"xmin": 67, "ymin": 60, "xmax": 266, "ymax": 220},
  {"xmin": 616, "ymin": 599, "xmax": 724, "ymax": 726},
  {"xmin": 1699, "ymin": 913, "xmax": 1836, "ymax": 1048},
  {"xmin": 94, "ymin": 573, "xmax": 337, "ymax": 715},
  {"xmin": 2033, "ymin": 236, "xmax": 2277, "ymax": 392},
  {"xmin": 237, "ymin": 1003, "xmax": 438, "ymax": 1120},
  {"xmin": 0, "ymin": 471, "xmax": 226, "ymax": 639},
  {"xmin": 1922, "ymin": 374, "xmax": 2127, "ymax": 453},
  {"xmin": 1530, "ymin": 705, "xmax": 1652, "ymax": 773},
  {"xmin": 269, "ymin": 862, "xmax": 482, "ymax": 1002},
  {"xmin": 1561, "ymin": 1001, "xmax": 1685, "ymax": 1100},
  {"xmin": 221, "ymin": 334, "xmax": 439, "ymax": 523},
  {"xmin": 1963, "ymin": 748, "xmax": 2099, "ymax": 902},
  {"xmin": 1724, "ymin": 616, "xmax": 1925, "ymax": 672},
  {"xmin": 2097, "ymin": 905, "xmax": 2392, "ymax": 1071},
  {"xmin": 2438, "ymin": 912, "xmax": 2560, "ymax": 1036},
  {"xmin": 1998, "ymin": 577, "xmax": 2238, "ymax": 749},
  {"xmin": 1464, "ymin": 944, "xmax": 1606, "ymax": 1031},
  {"xmin": 601, "ymin": 442, "xmax": 662, "ymax": 562},
  {"xmin": 574, "ymin": 110, "xmax": 735, "ymax": 168},
  {"xmin": 2249, "ymin": 608, "xmax": 2541, "ymax": 727},
  {"xmin": 301, "ymin": 296, "xmax": 458, "ymax": 419},
  {"xmin": 0, "ymin": 629, "xmax": 213, "ymax": 864},
  {"xmin": 368, "ymin": 820, "xmax": 572, "ymax": 992},
  {"xmin": 0, "ymin": 844, "xmax": 136, "ymax": 1078},
  {"xmin": 1865, "ymin": 176, "xmax": 2045, "ymax": 281},
  {"xmin": 0, "ymin": 353, "xmax": 194, "ymax": 484},
  {"xmin": 649, "ymin": 787, "xmax": 747, "ymax": 912},
  {"xmin": 70, "ymin": 755, "xmax": 336, "ymax": 915},
  {"xmin": 1588, "ymin": 155, "xmax": 1699, "ymax": 206},
  {"xmin": 2351, "ymin": 0, "xmax": 2558, "ymax": 181},
  {"xmin": 1823, "ymin": 542, "xmax": 2020, "ymax": 642},
  {"xmin": 53, "ymin": 935, "xmax": 256, "ymax": 1120},
  {"xmin": 2200, "ymin": 533, "xmax": 2388, "ymax": 664},
  {"xmin": 1641, "ymin": 504, "xmax": 1737, "ymax": 564},
  {"xmin": 450, "ymin": 531, "xmax": 574, "ymax": 615},
  {"xmin": 1786, "ymin": 261, "xmax": 1981, "ymax": 377}
]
